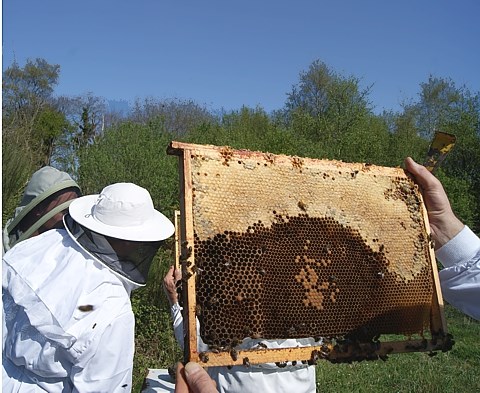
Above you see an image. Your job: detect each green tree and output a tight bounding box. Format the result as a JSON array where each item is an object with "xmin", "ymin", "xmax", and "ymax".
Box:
[
  {"xmin": 2, "ymin": 58, "xmax": 68, "ymax": 221},
  {"xmin": 384, "ymin": 108, "xmax": 429, "ymax": 167},
  {"xmin": 129, "ymin": 97, "xmax": 215, "ymax": 137},
  {"xmin": 408, "ymin": 76, "xmax": 467, "ymax": 139},
  {"xmin": 53, "ymin": 93, "xmax": 107, "ymax": 174},
  {"xmin": 2, "ymin": 135, "xmax": 34, "ymax": 225},
  {"xmin": 2, "ymin": 59, "xmax": 63, "ymax": 165},
  {"xmin": 283, "ymin": 60, "xmax": 372, "ymax": 153},
  {"xmin": 3, "ymin": 58, "xmax": 60, "ymax": 129},
  {"xmin": 401, "ymin": 76, "xmax": 480, "ymax": 231},
  {"xmin": 34, "ymin": 105, "xmax": 70, "ymax": 165},
  {"xmin": 2, "ymin": 58, "xmax": 63, "ymax": 166},
  {"xmin": 338, "ymin": 114, "xmax": 391, "ymax": 165},
  {"xmin": 186, "ymin": 106, "xmax": 306, "ymax": 157}
]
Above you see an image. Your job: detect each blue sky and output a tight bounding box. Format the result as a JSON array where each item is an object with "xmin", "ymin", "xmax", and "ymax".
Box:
[{"xmin": 2, "ymin": 0, "xmax": 479, "ymax": 114}]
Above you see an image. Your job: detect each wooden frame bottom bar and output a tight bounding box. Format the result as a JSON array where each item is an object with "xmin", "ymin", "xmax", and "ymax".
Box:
[{"xmin": 190, "ymin": 336, "xmax": 454, "ymax": 367}]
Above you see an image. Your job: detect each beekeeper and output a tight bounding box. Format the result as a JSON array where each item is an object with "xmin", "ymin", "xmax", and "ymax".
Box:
[
  {"xmin": 3, "ymin": 182, "xmax": 175, "ymax": 392},
  {"xmin": 3, "ymin": 166, "xmax": 81, "ymax": 254}
]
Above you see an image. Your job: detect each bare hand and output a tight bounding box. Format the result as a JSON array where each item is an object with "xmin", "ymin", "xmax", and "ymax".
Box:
[
  {"xmin": 175, "ymin": 362, "xmax": 218, "ymax": 393},
  {"xmin": 163, "ymin": 265, "xmax": 182, "ymax": 305},
  {"xmin": 404, "ymin": 157, "xmax": 464, "ymax": 249}
]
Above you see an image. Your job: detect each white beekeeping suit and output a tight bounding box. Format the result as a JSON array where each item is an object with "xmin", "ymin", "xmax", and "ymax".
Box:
[{"xmin": 3, "ymin": 183, "xmax": 175, "ymax": 392}]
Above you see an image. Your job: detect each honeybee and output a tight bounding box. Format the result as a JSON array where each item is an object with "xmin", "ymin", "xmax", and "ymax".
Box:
[
  {"xmin": 243, "ymin": 357, "xmax": 250, "ymax": 367},
  {"xmin": 257, "ymin": 267, "xmax": 266, "ymax": 276},
  {"xmin": 199, "ymin": 352, "xmax": 209, "ymax": 363},
  {"xmin": 230, "ymin": 348, "xmax": 238, "ymax": 361},
  {"xmin": 192, "ymin": 265, "xmax": 203, "ymax": 275},
  {"xmin": 78, "ymin": 305, "xmax": 94, "ymax": 312},
  {"xmin": 320, "ymin": 344, "xmax": 330, "ymax": 358},
  {"xmin": 309, "ymin": 350, "xmax": 319, "ymax": 365},
  {"xmin": 180, "ymin": 246, "xmax": 192, "ymax": 261}
]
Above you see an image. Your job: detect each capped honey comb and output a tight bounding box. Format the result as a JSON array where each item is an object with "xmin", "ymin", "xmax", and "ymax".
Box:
[{"xmin": 167, "ymin": 141, "xmax": 451, "ymax": 367}]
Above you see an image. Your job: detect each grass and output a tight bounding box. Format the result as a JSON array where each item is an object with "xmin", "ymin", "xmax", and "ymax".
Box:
[{"xmin": 315, "ymin": 306, "xmax": 480, "ymax": 392}]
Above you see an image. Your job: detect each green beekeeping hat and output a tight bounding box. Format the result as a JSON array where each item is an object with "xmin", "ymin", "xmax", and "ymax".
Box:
[{"xmin": 3, "ymin": 166, "xmax": 81, "ymax": 252}]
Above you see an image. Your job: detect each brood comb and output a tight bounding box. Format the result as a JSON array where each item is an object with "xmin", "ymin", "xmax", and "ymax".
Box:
[{"xmin": 167, "ymin": 141, "xmax": 452, "ymax": 367}]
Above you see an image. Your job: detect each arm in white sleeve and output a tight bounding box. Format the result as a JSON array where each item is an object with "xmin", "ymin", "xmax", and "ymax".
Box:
[
  {"xmin": 171, "ymin": 302, "xmax": 185, "ymax": 349},
  {"xmin": 436, "ymin": 226, "xmax": 480, "ymax": 320},
  {"xmin": 170, "ymin": 303, "xmax": 209, "ymax": 352},
  {"xmin": 71, "ymin": 310, "xmax": 135, "ymax": 392}
]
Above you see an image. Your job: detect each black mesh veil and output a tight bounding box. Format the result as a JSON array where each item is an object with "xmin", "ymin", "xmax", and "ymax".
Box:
[{"xmin": 63, "ymin": 213, "xmax": 161, "ymax": 285}]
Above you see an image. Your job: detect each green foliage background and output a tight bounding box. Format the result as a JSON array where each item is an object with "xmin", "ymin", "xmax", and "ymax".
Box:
[{"xmin": 3, "ymin": 58, "xmax": 480, "ymax": 392}]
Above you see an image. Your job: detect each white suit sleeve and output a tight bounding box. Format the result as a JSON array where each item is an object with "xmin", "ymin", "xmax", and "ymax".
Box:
[
  {"xmin": 170, "ymin": 303, "xmax": 209, "ymax": 352},
  {"xmin": 436, "ymin": 226, "xmax": 480, "ymax": 320},
  {"xmin": 171, "ymin": 302, "xmax": 185, "ymax": 349},
  {"xmin": 70, "ymin": 310, "xmax": 135, "ymax": 392}
]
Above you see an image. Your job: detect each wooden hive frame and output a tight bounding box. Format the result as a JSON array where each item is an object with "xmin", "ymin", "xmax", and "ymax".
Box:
[{"xmin": 167, "ymin": 141, "xmax": 453, "ymax": 368}]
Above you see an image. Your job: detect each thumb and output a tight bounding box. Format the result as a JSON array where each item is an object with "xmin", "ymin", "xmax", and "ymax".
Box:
[
  {"xmin": 174, "ymin": 266, "xmax": 183, "ymax": 281},
  {"xmin": 184, "ymin": 362, "xmax": 218, "ymax": 393},
  {"xmin": 404, "ymin": 157, "xmax": 438, "ymax": 190},
  {"xmin": 404, "ymin": 156, "xmax": 425, "ymax": 178}
]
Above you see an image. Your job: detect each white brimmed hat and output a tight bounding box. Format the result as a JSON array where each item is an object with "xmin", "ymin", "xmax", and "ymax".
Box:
[{"xmin": 68, "ymin": 183, "xmax": 174, "ymax": 242}]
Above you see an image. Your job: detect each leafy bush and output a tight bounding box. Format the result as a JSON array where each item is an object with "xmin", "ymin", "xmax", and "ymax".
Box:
[
  {"xmin": 78, "ymin": 119, "xmax": 179, "ymax": 219},
  {"xmin": 436, "ymin": 170, "xmax": 477, "ymax": 229},
  {"xmin": 2, "ymin": 134, "xmax": 34, "ymax": 225}
]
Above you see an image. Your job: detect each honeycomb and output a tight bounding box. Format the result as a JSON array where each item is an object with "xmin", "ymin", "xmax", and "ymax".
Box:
[{"xmin": 168, "ymin": 142, "xmax": 448, "ymax": 365}]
